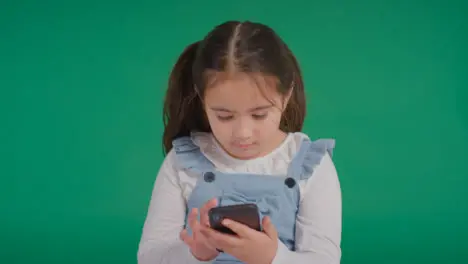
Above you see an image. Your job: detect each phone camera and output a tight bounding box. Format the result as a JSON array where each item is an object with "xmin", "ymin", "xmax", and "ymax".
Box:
[{"xmin": 213, "ymin": 213, "xmax": 221, "ymax": 222}]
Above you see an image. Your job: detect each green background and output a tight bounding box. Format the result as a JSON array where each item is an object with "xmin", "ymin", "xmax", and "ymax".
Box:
[{"xmin": 3, "ymin": 0, "xmax": 467, "ymax": 263}]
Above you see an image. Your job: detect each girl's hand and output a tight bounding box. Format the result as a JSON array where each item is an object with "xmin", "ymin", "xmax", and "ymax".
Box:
[
  {"xmin": 200, "ymin": 216, "xmax": 279, "ymax": 264},
  {"xmin": 180, "ymin": 198, "xmax": 220, "ymax": 261}
]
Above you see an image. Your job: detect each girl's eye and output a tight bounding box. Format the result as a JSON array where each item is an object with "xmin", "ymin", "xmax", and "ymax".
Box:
[
  {"xmin": 217, "ymin": 115, "xmax": 234, "ymax": 121},
  {"xmin": 252, "ymin": 113, "xmax": 268, "ymax": 120}
]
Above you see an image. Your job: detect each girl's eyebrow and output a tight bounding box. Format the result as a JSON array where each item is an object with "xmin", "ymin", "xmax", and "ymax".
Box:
[{"xmin": 210, "ymin": 105, "xmax": 273, "ymax": 113}]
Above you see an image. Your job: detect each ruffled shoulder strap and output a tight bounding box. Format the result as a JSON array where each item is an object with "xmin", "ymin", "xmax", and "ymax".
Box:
[
  {"xmin": 171, "ymin": 136, "xmax": 214, "ymax": 173},
  {"xmin": 287, "ymin": 138, "xmax": 335, "ymax": 181}
]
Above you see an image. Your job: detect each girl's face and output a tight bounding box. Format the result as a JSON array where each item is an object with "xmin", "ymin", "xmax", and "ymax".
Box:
[{"xmin": 203, "ymin": 72, "xmax": 289, "ymax": 160}]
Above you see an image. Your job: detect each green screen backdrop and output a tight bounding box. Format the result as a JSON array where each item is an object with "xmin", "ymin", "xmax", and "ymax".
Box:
[{"xmin": 3, "ymin": 1, "xmax": 467, "ymax": 263}]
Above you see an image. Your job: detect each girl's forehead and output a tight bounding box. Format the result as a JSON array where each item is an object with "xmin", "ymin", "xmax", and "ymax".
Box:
[{"xmin": 204, "ymin": 73, "xmax": 283, "ymax": 110}]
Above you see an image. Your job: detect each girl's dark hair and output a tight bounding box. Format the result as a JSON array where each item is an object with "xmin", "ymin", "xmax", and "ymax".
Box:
[{"xmin": 162, "ymin": 21, "xmax": 306, "ymax": 154}]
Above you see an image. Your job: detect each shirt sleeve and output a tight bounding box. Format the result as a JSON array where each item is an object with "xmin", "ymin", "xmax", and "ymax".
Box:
[
  {"xmin": 272, "ymin": 152, "xmax": 342, "ymax": 264},
  {"xmin": 137, "ymin": 150, "xmax": 212, "ymax": 264}
]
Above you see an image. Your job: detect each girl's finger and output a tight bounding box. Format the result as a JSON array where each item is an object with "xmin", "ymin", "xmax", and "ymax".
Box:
[
  {"xmin": 200, "ymin": 198, "xmax": 218, "ymax": 226},
  {"xmin": 188, "ymin": 208, "xmax": 199, "ymax": 230},
  {"xmin": 179, "ymin": 229, "xmax": 194, "ymax": 248}
]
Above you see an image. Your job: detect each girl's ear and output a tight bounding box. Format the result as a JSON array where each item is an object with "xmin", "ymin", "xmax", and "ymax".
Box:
[
  {"xmin": 194, "ymin": 84, "xmax": 206, "ymax": 110},
  {"xmin": 282, "ymin": 81, "xmax": 294, "ymax": 112}
]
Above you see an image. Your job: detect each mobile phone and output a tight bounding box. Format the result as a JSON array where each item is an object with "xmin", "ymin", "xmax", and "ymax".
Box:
[{"xmin": 208, "ymin": 203, "xmax": 261, "ymax": 235}]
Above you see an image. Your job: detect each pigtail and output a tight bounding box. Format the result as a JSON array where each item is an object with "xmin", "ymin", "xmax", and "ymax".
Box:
[{"xmin": 162, "ymin": 41, "xmax": 210, "ymax": 155}]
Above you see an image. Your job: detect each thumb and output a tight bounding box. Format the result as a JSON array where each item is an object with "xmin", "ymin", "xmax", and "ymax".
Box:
[{"xmin": 262, "ymin": 216, "xmax": 278, "ymax": 239}]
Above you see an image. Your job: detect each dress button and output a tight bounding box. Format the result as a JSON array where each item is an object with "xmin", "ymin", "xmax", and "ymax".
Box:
[
  {"xmin": 284, "ymin": 177, "xmax": 296, "ymax": 188},
  {"xmin": 204, "ymin": 172, "xmax": 215, "ymax": 183}
]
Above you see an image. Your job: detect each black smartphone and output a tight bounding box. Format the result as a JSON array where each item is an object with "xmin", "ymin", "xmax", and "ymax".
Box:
[{"xmin": 208, "ymin": 203, "xmax": 261, "ymax": 235}]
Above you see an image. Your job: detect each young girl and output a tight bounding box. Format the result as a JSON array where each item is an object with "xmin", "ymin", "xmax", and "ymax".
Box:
[{"xmin": 138, "ymin": 21, "xmax": 342, "ymax": 264}]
